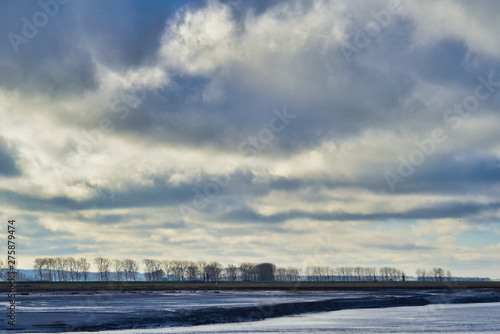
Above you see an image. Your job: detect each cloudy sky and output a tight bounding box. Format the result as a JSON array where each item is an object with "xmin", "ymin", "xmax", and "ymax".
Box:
[{"xmin": 1, "ymin": 0, "xmax": 499, "ymax": 278}]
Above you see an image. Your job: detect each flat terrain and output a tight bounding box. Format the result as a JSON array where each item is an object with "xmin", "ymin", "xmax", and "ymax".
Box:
[
  {"xmin": 0, "ymin": 288, "xmax": 499, "ymax": 332},
  {"xmin": 1, "ymin": 280, "xmax": 499, "ymax": 292}
]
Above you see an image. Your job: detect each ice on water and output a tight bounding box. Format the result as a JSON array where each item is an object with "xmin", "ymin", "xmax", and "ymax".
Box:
[{"xmin": 67, "ymin": 302, "xmax": 500, "ymax": 334}]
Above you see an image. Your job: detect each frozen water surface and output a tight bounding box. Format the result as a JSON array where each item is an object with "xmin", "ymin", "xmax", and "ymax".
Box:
[
  {"xmin": 74, "ymin": 302, "xmax": 500, "ymax": 334},
  {"xmin": 0, "ymin": 291, "xmax": 370, "ymax": 332},
  {"xmin": 1, "ymin": 290, "xmax": 499, "ymax": 333},
  {"xmin": 1, "ymin": 290, "xmax": 367, "ymax": 313}
]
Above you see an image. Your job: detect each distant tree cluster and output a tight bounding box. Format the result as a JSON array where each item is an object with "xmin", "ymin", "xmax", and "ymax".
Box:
[
  {"xmin": 415, "ymin": 267, "xmax": 452, "ymax": 281},
  {"xmin": 33, "ymin": 257, "xmax": 91, "ymax": 281},
  {"xmin": 85, "ymin": 259, "xmax": 285, "ymax": 282},
  {"xmin": 305, "ymin": 266, "xmax": 406, "ymax": 282},
  {"xmin": 94, "ymin": 258, "xmax": 139, "ymax": 281},
  {"xmin": 161, "ymin": 261, "xmax": 279, "ymax": 282},
  {"xmin": 237, "ymin": 262, "xmax": 276, "ymax": 281},
  {"xmin": 32, "ymin": 257, "xmax": 139, "ymax": 282},
  {"xmin": 143, "ymin": 259, "xmax": 163, "ymax": 281},
  {"xmin": 274, "ymin": 266, "xmax": 301, "ymax": 281}
]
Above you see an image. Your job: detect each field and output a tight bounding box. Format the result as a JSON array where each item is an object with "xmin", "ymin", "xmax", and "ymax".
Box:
[{"xmin": 1, "ymin": 280, "xmax": 499, "ymax": 292}]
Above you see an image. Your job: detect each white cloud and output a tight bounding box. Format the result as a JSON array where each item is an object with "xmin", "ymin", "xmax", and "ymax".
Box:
[{"xmin": 405, "ymin": 0, "xmax": 500, "ymax": 58}]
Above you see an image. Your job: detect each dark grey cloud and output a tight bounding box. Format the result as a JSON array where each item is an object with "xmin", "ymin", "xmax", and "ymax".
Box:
[
  {"xmin": 73, "ymin": 0, "xmax": 171, "ymax": 70},
  {"xmin": 6, "ymin": 0, "xmax": 498, "ymax": 157},
  {"xmin": 113, "ymin": 52, "xmax": 419, "ymax": 156},
  {"xmin": 0, "ymin": 1, "xmax": 98, "ymax": 96},
  {"xmin": 0, "ymin": 169, "xmax": 257, "ymax": 213},
  {"xmin": 218, "ymin": 200, "xmax": 500, "ymax": 224},
  {"xmin": 0, "ymin": 0, "xmax": 174, "ymax": 97},
  {"xmin": 69, "ymin": 3, "xmax": 418, "ymax": 155},
  {"xmin": 0, "ymin": 136, "xmax": 21, "ymax": 177},
  {"xmin": 0, "ymin": 176, "xmax": 191, "ymax": 212},
  {"xmin": 122, "ymin": 18, "xmax": 476, "ymax": 158},
  {"xmin": 388, "ymin": 154, "xmax": 500, "ymax": 195}
]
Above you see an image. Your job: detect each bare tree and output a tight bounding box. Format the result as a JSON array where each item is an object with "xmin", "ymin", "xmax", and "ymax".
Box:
[
  {"xmin": 162, "ymin": 260, "xmax": 171, "ymax": 280},
  {"xmin": 66, "ymin": 257, "xmax": 79, "ymax": 281},
  {"xmin": 54, "ymin": 257, "xmax": 67, "ymax": 281},
  {"xmin": 186, "ymin": 261, "xmax": 200, "ymax": 281},
  {"xmin": 47, "ymin": 258, "xmax": 56, "ymax": 281},
  {"xmin": 378, "ymin": 267, "xmax": 403, "ymax": 281},
  {"xmin": 78, "ymin": 258, "xmax": 91, "ymax": 281},
  {"xmin": 275, "ymin": 267, "xmax": 287, "ymax": 281},
  {"xmin": 416, "ymin": 269, "xmax": 425, "ymax": 281},
  {"xmin": 34, "ymin": 258, "xmax": 45, "ymax": 281},
  {"xmin": 366, "ymin": 267, "xmax": 377, "ymax": 281},
  {"xmin": 203, "ymin": 262, "xmax": 223, "ymax": 282},
  {"xmin": 307, "ymin": 266, "xmax": 327, "ymax": 281},
  {"xmin": 432, "ymin": 267, "xmax": 445, "ymax": 281},
  {"xmin": 112, "ymin": 260, "xmax": 125, "ymax": 281},
  {"xmin": 225, "ymin": 264, "xmax": 238, "ymax": 281},
  {"xmin": 335, "ymin": 267, "xmax": 344, "ymax": 281},
  {"xmin": 94, "ymin": 257, "xmax": 111, "ymax": 281},
  {"xmin": 277, "ymin": 267, "xmax": 300, "ymax": 282},
  {"xmin": 170, "ymin": 260, "xmax": 187, "ymax": 281},
  {"xmin": 286, "ymin": 267, "xmax": 300, "ymax": 281},
  {"xmin": 255, "ymin": 263, "xmax": 276, "ymax": 281},
  {"xmin": 239, "ymin": 263, "xmax": 256, "ymax": 281},
  {"xmin": 143, "ymin": 259, "xmax": 163, "ymax": 281},
  {"xmin": 354, "ymin": 266, "xmax": 363, "ymax": 281},
  {"xmin": 122, "ymin": 259, "xmax": 139, "ymax": 281}
]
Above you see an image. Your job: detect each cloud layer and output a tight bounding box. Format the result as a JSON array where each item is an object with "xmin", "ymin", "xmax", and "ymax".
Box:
[{"xmin": 0, "ymin": 0, "xmax": 499, "ymax": 277}]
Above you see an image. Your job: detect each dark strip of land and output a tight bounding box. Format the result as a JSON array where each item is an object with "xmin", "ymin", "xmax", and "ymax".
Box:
[{"xmin": 1, "ymin": 280, "xmax": 499, "ymax": 292}]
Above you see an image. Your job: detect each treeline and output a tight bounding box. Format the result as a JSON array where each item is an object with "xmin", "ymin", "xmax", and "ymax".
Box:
[
  {"xmin": 32, "ymin": 257, "xmax": 295, "ymax": 282},
  {"xmin": 415, "ymin": 268, "xmax": 452, "ymax": 281},
  {"xmin": 33, "ymin": 257, "xmax": 92, "ymax": 281},
  {"xmin": 305, "ymin": 266, "xmax": 457, "ymax": 282},
  {"xmin": 305, "ymin": 266, "xmax": 407, "ymax": 281},
  {"xmin": 150, "ymin": 260, "xmax": 284, "ymax": 282},
  {"xmin": 31, "ymin": 257, "xmax": 453, "ymax": 283},
  {"xmin": 33, "ymin": 257, "xmax": 139, "ymax": 282}
]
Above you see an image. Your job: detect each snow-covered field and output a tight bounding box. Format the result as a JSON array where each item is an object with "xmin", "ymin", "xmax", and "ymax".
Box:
[{"xmin": 84, "ymin": 302, "xmax": 500, "ymax": 334}]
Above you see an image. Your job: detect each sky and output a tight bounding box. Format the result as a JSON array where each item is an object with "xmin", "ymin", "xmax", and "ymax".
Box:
[{"xmin": 0, "ymin": 0, "xmax": 499, "ymax": 278}]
